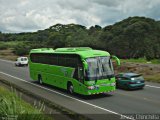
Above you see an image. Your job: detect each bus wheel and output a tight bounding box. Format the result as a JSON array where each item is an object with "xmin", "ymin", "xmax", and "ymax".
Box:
[
  {"xmin": 68, "ymin": 83, "xmax": 74, "ymax": 94},
  {"xmin": 38, "ymin": 75, "xmax": 43, "ymax": 84}
]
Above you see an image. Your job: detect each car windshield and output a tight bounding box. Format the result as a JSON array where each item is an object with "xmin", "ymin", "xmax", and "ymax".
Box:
[
  {"xmin": 21, "ymin": 58, "xmax": 28, "ymax": 61},
  {"xmin": 85, "ymin": 56, "xmax": 114, "ymax": 80},
  {"xmin": 131, "ymin": 75, "xmax": 144, "ymax": 80}
]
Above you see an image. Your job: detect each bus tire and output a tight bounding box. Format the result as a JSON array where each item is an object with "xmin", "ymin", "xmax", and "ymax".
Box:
[
  {"xmin": 38, "ymin": 75, "xmax": 43, "ymax": 84},
  {"xmin": 68, "ymin": 82, "xmax": 74, "ymax": 94}
]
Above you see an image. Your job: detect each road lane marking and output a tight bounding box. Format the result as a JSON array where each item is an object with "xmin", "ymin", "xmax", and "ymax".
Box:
[
  {"xmin": 146, "ymin": 85, "xmax": 160, "ymax": 89},
  {"xmin": 0, "ymin": 71, "xmax": 133, "ymax": 120},
  {"xmin": 1, "ymin": 59, "xmax": 160, "ymax": 89}
]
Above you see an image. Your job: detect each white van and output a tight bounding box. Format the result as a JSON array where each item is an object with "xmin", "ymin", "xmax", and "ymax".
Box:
[{"xmin": 15, "ymin": 57, "xmax": 28, "ymax": 66}]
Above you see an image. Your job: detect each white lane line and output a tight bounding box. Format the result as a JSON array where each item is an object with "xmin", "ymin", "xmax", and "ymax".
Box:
[
  {"xmin": 1, "ymin": 58, "xmax": 160, "ymax": 90},
  {"xmin": 0, "ymin": 59, "xmax": 14, "ymax": 63},
  {"xmin": 0, "ymin": 71, "xmax": 133, "ymax": 120},
  {"xmin": 146, "ymin": 85, "xmax": 160, "ymax": 89}
]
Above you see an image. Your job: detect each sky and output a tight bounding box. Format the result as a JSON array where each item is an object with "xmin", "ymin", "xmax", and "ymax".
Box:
[{"xmin": 0, "ymin": 0, "xmax": 160, "ymax": 33}]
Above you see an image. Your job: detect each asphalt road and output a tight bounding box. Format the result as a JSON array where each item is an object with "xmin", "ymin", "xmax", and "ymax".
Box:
[{"xmin": 0, "ymin": 59, "xmax": 160, "ymax": 120}]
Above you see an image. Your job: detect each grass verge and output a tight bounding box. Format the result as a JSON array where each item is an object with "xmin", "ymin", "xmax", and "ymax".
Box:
[
  {"xmin": 121, "ymin": 58, "xmax": 160, "ymax": 64},
  {"xmin": 144, "ymin": 74, "xmax": 160, "ymax": 83},
  {"xmin": 0, "ymin": 77, "xmax": 89, "ymax": 120},
  {"xmin": 0, "ymin": 48, "xmax": 19, "ymax": 61},
  {"xmin": 0, "ymin": 86, "xmax": 51, "ymax": 120}
]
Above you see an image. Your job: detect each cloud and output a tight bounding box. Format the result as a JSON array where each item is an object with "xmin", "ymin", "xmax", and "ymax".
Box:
[
  {"xmin": 0, "ymin": 0, "xmax": 160, "ymax": 33},
  {"xmin": 91, "ymin": 0, "xmax": 125, "ymax": 7}
]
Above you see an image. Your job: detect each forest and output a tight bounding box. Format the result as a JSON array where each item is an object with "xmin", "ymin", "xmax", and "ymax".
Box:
[{"xmin": 0, "ymin": 16, "xmax": 160, "ymax": 60}]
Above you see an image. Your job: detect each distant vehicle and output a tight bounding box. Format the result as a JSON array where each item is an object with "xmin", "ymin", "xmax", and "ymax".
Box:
[
  {"xmin": 29, "ymin": 47, "xmax": 120, "ymax": 95},
  {"xmin": 116, "ymin": 73, "xmax": 145, "ymax": 90},
  {"xmin": 15, "ymin": 57, "xmax": 28, "ymax": 66}
]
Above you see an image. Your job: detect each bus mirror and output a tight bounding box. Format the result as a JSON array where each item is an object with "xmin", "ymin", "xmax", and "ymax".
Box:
[
  {"xmin": 82, "ymin": 60, "xmax": 88, "ymax": 70},
  {"xmin": 111, "ymin": 55, "xmax": 120, "ymax": 66}
]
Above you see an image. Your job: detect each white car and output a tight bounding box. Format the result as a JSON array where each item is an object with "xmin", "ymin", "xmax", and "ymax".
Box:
[{"xmin": 15, "ymin": 57, "xmax": 28, "ymax": 66}]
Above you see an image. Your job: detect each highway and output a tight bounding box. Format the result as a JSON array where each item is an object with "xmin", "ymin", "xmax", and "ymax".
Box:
[{"xmin": 0, "ymin": 59, "xmax": 160, "ymax": 120}]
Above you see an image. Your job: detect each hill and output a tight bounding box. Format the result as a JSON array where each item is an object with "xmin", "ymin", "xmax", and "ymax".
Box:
[{"xmin": 0, "ymin": 16, "xmax": 160, "ymax": 60}]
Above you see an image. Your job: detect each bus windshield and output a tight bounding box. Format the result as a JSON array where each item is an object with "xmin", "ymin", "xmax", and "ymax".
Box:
[{"xmin": 86, "ymin": 56, "xmax": 114, "ymax": 80}]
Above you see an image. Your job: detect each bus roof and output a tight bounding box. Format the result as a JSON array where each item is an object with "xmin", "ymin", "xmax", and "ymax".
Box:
[{"xmin": 30, "ymin": 47, "xmax": 110, "ymax": 59}]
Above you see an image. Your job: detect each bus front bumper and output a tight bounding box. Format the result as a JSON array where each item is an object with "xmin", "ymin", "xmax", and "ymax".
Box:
[{"xmin": 85, "ymin": 83, "xmax": 116, "ymax": 95}]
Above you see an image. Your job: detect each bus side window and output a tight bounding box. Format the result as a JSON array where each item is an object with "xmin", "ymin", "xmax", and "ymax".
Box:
[
  {"xmin": 39, "ymin": 54, "xmax": 46, "ymax": 64},
  {"xmin": 57, "ymin": 54, "xmax": 66, "ymax": 66},
  {"xmin": 43, "ymin": 54, "xmax": 49, "ymax": 64},
  {"xmin": 46, "ymin": 54, "xmax": 52, "ymax": 64},
  {"xmin": 30, "ymin": 53, "xmax": 36, "ymax": 63},
  {"xmin": 50, "ymin": 54, "xmax": 58, "ymax": 65},
  {"xmin": 66, "ymin": 56, "xmax": 77, "ymax": 68}
]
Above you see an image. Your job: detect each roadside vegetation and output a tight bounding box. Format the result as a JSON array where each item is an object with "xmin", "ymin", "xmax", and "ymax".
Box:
[
  {"xmin": 0, "ymin": 43, "xmax": 8, "ymax": 50},
  {"xmin": 0, "ymin": 49, "xmax": 19, "ymax": 61},
  {"xmin": 121, "ymin": 58, "xmax": 160, "ymax": 64},
  {"xmin": 115, "ymin": 62, "xmax": 160, "ymax": 83},
  {"xmin": 0, "ymin": 16, "xmax": 160, "ymax": 83},
  {"xmin": 144, "ymin": 74, "xmax": 160, "ymax": 83},
  {"xmin": 0, "ymin": 16, "xmax": 160, "ymax": 60},
  {"xmin": 0, "ymin": 86, "xmax": 51, "ymax": 120}
]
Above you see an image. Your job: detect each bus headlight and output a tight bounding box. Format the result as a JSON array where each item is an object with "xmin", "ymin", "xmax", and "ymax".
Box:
[
  {"xmin": 87, "ymin": 86, "xmax": 95, "ymax": 90},
  {"xmin": 110, "ymin": 83, "xmax": 116, "ymax": 86}
]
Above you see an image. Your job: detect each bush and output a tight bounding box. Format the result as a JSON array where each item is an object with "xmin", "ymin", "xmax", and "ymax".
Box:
[
  {"xmin": 14, "ymin": 47, "xmax": 30, "ymax": 56},
  {"xmin": 0, "ymin": 43, "xmax": 8, "ymax": 50},
  {"xmin": 13, "ymin": 41, "xmax": 47, "ymax": 56},
  {"xmin": 13, "ymin": 43, "xmax": 30, "ymax": 56}
]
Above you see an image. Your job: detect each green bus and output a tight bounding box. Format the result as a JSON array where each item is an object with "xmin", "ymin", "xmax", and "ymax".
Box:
[{"xmin": 29, "ymin": 47, "xmax": 120, "ymax": 95}]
